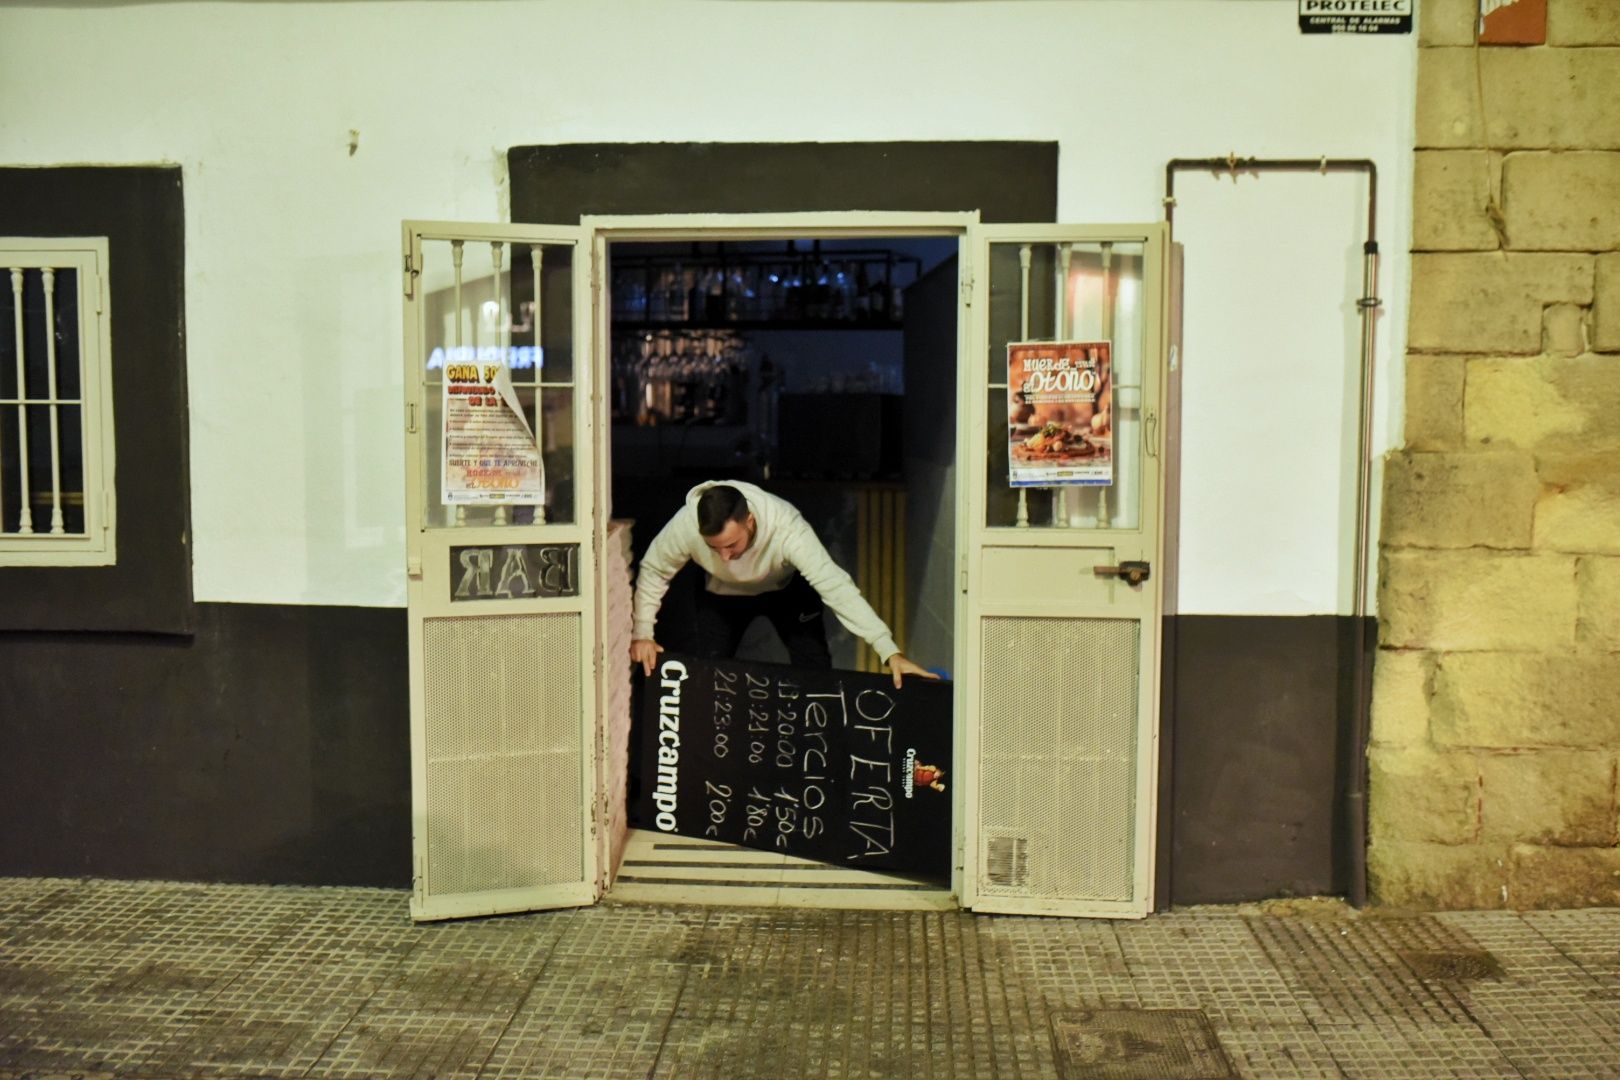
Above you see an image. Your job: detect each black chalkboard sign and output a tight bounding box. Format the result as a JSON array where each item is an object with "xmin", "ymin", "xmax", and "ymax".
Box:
[{"xmin": 629, "ymin": 653, "xmax": 953, "ymax": 880}]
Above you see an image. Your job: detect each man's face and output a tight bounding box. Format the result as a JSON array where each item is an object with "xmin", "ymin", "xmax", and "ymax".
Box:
[{"xmin": 704, "ymin": 513, "xmax": 757, "ymax": 562}]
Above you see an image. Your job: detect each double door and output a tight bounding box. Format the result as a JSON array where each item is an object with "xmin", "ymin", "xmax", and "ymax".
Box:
[{"xmin": 401, "ymin": 216, "xmax": 1168, "ymax": 921}]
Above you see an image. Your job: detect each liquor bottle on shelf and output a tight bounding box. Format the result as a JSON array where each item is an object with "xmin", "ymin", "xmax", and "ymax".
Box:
[
  {"xmin": 610, "ymin": 250, "xmax": 922, "ymax": 328},
  {"xmin": 704, "ymin": 268, "xmax": 725, "ymax": 322},
  {"xmin": 830, "ymin": 261, "xmax": 852, "ymax": 321},
  {"xmin": 726, "ymin": 266, "xmax": 747, "ymax": 321},
  {"xmin": 865, "ymin": 263, "xmax": 889, "ymax": 321},
  {"xmin": 647, "ymin": 268, "xmax": 668, "ymax": 322},
  {"xmin": 667, "ymin": 264, "xmax": 688, "ymax": 323}
]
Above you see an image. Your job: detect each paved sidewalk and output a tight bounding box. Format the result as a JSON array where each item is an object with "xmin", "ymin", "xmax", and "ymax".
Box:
[{"xmin": 1, "ymin": 878, "xmax": 1617, "ymax": 1078}]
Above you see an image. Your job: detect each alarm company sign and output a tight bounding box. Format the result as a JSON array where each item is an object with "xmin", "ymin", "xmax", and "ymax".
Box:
[{"xmin": 1299, "ymin": 0, "xmax": 1412, "ymax": 34}]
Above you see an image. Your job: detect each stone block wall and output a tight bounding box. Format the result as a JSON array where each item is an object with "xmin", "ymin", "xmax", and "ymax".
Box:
[{"xmin": 1371, "ymin": 0, "xmax": 1620, "ymax": 908}]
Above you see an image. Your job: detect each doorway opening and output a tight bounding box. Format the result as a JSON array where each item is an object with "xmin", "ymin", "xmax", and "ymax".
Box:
[{"xmin": 597, "ymin": 225, "xmax": 962, "ymax": 909}]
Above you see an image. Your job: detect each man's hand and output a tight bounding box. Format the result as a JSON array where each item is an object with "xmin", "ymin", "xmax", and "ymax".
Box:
[
  {"xmin": 630, "ymin": 639, "xmax": 664, "ymax": 677},
  {"xmin": 885, "ymin": 653, "xmax": 941, "ymax": 690}
]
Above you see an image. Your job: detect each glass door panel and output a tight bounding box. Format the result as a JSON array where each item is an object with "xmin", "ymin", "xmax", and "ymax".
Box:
[
  {"xmin": 983, "ymin": 240, "xmax": 1148, "ymax": 532},
  {"xmin": 417, "ymin": 238, "xmax": 578, "ymax": 528}
]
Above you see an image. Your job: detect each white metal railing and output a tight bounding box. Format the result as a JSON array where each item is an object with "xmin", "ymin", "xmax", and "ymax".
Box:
[{"xmin": 8, "ymin": 266, "xmax": 61, "ymax": 535}]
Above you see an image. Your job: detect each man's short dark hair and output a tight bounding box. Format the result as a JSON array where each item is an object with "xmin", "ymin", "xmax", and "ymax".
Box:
[{"xmin": 697, "ymin": 485, "xmax": 749, "ymax": 537}]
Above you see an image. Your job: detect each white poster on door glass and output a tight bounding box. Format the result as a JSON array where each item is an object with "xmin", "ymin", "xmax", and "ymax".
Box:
[
  {"xmin": 441, "ymin": 359, "xmax": 544, "ymax": 505},
  {"xmin": 1007, "ymin": 340, "xmax": 1113, "ymax": 487}
]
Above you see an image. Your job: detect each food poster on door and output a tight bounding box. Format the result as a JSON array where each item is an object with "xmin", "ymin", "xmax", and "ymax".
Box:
[
  {"xmin": 630, "ymin": 653, "xmax": 954, "ymax": 881},
  {"xmin": 441, "ymin": 356, "xmax": 545, "ymax": 505},
  {"xmin": 1007, "ymin": 340, "xmax": 1113, "ymax": 487}
]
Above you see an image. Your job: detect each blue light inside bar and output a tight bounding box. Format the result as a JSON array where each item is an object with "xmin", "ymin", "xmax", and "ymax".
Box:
[{"xmin": 427, "ymin": 345, "xmax": 543, "ymax": 370}]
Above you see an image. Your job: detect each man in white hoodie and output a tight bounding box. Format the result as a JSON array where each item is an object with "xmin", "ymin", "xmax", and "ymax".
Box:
[{"xmin": 630, "ymin": 481, "xmax": 938, "ymax": 690}]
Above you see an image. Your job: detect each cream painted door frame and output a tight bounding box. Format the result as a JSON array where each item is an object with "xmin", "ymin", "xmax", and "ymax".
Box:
[
  {"xmin": 399, "ymin": 212, "xmax": 1168, "ymax": 921},
  {"xmin": 585, "ymin": 212, "xmax": 976, "ymax": 903}
]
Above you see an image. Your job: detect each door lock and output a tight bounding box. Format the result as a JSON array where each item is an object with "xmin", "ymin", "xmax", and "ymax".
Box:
[{"xmin": 1094, "ymin": 560, "xmax": 1151, "ymax": 586}]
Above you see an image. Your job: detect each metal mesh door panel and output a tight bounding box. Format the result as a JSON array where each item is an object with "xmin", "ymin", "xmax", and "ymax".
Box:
[
  {"xmin": 978, "ymin": 615, "xmax": 1140, "ymax": 902},
  {"xmin": 422, "ymin": 612, "xmax": 583, "ymax": 897}
]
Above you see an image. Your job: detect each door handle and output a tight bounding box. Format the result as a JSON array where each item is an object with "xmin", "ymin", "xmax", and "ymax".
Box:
[{"xmin": 1093, "ymin": 560, "xmax": 1151, "ymax": 586}]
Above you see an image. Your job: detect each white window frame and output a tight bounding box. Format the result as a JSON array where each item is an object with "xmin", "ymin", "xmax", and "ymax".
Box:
[{"xmin": 0, "ymin": 237, "xmax": 115, "ymax": 566}]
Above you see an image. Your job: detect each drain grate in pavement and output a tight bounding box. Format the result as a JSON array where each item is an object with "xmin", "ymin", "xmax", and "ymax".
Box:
[
  {"xmin": 1050, "ymin": 1008, "xmax": 1235, "ymax": 1080},
  {"xmin": 1398, "ymin": 948, "xmax": 1503, "ymax": 982}
]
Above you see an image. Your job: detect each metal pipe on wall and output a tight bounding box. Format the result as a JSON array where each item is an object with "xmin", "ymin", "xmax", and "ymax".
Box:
[{"xmin": 1163, "ymin": 155, "xmax": 1381, "ymax": 908}]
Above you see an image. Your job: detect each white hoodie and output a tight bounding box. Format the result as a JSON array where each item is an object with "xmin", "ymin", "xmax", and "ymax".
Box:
[{"xmin": 631, "ymin": 480, "xmax": 900, "ymax": 662}]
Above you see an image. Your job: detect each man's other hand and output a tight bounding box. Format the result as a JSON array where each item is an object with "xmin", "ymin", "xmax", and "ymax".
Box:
[
  {"xmin": 631, "ymin": 639, "xmax": 664, "ymax": 676},
  {"xmin": 885, "ymin": 653, "xmax": 941, "ymax": 690}
]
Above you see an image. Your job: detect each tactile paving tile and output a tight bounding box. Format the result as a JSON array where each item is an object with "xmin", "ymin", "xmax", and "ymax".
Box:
[
  {"xmin": 970, "ymin": 916, "xmax": 1059, "ymax": 1077},
  {"xmin": 554, "ymin": 903, "xmax": 711, "ymax": 962},
  {"xmin": 0, "ymin": 878, "xmax": 81, "ymax": 934},
  {"xmin": 0, "ymin": 999, "xmax": 204, "ymax": 1076},
  {"xmin": 150, "ymin": 941, "xmax": 414, "ymax": 1076},
  {"xmin": 406, "ymin": 906, "xmax": 577, "ymax": 970},
  {"xmin": 1245, "ymin": 911, "xmax": 1479, "ymax": 1026},
  {"xmin": 1312, "ymin": 1019, "xmax": 1524, "ymax": 1078},
  {"xmin": 5, "ymin": 910, "xmax": 273, "ymax": 1075},
  {"xmin": 1113, "ymin": 911, "xmax": 1311, "ymax": 1028},
  {"xmin": 1437, "ymin": 911, "xmax": 1620, "ymax": 1078},
  {"xmin": 367, "ymin": 953, "xmax": 532, "ymax": 1019},
  {"xmin": 6, "ymin": 876, "xmax": 1620, "ymax": 1079},
  {"xmin": 297, "ymin": 909, "xmax": 579, "ymax": 1078},
  {"xmin": 1521, "ymin": 909, "xmax": 1620, "ymax": 989},
  {"xmin": 0, "ymin": 881, "xmax": 416, "ymax": 1079},
  {"xmin": 151, "ymin": 1009, "xmax": 358, "ymax": 1079},
  {"xmin": 652, "ymin": 909, "xmax": 871, "ymax": 1080},
  {"xmin": 477, "ymin": 906, "xmax": 703, "ymax": 1079},
  {"xmin": 116, "ymin": 882, "xmax": 320, "ymax": 952},
  {"xmin": 1205, "ymin": 1020, "xmax": 1344, "ymax": 1079},
  {"xmin": 649, "ymin": 910, "xmax": 838, "ymax": 1080},
  {"xmin": 651, "ymin": 909, "xmax": 1011, "ymax": 1080},
  {"xmin": 306, "ymin": 1010, "xmax": 514, "ymax": 1079},
  {"xmin": 978, "ymin": 915, "xmax": 1142, "ymax": 1010},
  {"xmin": 1437, "ymin": 911, "xmax": 1600, "ymax": 987},
  {"xmin": 6, "ymin": 879, "xmax": 181, "ymax": 950},
  {"xmin": 480, "ymin": 983, "xmax": 671, "ymax": 1080}
]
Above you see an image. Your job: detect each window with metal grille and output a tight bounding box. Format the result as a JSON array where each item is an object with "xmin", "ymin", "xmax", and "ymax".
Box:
[{"xmin": 0, "ymin": 239, "xmax": 114, "ymax": 565}]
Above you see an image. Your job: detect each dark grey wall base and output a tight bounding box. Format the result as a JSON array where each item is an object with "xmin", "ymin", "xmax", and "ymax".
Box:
[
  {"xmin": 0, "ymin": 604, "xmax": 409, "ymax": 887},
  {"xmin": 1, "ymin": 604, "xmax": 1368, "ymax": 901},
  {"xmin": 1164, "ymin": 614, "xmax": 1373, "ymax": 906}
]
